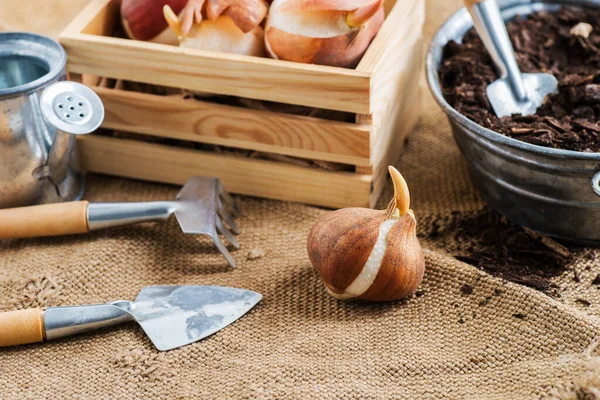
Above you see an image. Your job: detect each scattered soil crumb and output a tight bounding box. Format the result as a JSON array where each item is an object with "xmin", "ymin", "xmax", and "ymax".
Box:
[
  {"xmin": 246, "ymin": 249, "xmax": 265, "ymax": 260},
  {"xmin": 513, "ymin": 313, "xmax": 526, "ymax": 320},
  {"xmin": 415, "ymin": 290, "xmax": 425, "ymax": 297},
  {"xmin": 429, "ymin": 220, "xmax": 442, "ymax": 238},
  {"xmin": 592, "ymin": 274, "xmax": 600, "ymax": 286},
  {"xmin": 574, "ymin": 271, "xmax": 582, "ymax": 283},
  {"xmin": 458, "ymin": 318, "xmax": 465, "ymax": 324},
  {"xmin": 427, "ymin": 208, "xmax": 579, "ymax": 295},
  {"xmin": 460, "ymin": 284, "xmax": 474, "ymax": 295},
  {"xmin": 576, "ymin": 299, "xmax": 592, "ymax": 307}
]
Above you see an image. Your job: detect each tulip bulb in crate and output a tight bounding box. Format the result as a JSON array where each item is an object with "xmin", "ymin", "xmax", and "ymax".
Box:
[
  {"xmin": 121, "ymin": 0, "xmax": 188, "ymax": 44},
  {"xmin": 265, "ymin": 0, "xmax": 385, "ymax": 67},
  {"xmin": 164, "ymin": 0, "xmax": 267, "ymax": 57}
]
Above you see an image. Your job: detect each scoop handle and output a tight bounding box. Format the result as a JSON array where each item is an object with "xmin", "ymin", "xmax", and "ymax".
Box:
[
  {"xmin": 463, "ymin": 0, "xmax": 527, "ymax": 101},
  {"xmin": 0, "ymin": 201, "xmax": 89, "ymax": 239},
  {"xmin": 0, "ymin": 309, "xmax": 45, "ymax": 347}
]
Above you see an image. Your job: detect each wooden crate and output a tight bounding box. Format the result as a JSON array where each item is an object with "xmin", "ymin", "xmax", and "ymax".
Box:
[{"xmin": 60, "ymin": 0, "xmax": 424, "ymax": 208}]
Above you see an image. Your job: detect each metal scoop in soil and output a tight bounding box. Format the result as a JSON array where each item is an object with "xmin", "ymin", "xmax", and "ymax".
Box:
[{"xmin": 463, "ymin": 0, "xmax": 558, "ymax": 118}]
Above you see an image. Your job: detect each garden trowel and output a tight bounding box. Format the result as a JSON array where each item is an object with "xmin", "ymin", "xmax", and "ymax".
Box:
[
  {"xmin": 463, "ymin": 0, "xmax": 558, "ymax": 117},
  {"xmin": 0, "ymin": 285, "xmax": 261, "ymax": 351}
]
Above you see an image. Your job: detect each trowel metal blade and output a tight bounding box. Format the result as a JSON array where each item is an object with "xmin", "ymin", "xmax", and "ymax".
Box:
[
  {"xmin": 487, "ymin": 72, "xmax": 558, "ymax": 118},
  {"xmin": 122, "ymin": 286, "xmax": 261, "ymax": 351}
]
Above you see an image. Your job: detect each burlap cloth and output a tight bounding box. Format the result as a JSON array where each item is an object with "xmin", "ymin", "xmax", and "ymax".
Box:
[{"xmin": 2, "ymin": 1, "xmax": 600, "ymax": 399}]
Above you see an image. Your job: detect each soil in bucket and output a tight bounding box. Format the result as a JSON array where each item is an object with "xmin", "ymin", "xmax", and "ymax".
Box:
[{"xmin": 439, "ymin": 6, "xmax": 600, "ymax": 152}]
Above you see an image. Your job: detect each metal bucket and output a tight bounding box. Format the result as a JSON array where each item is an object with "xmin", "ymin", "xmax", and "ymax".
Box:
[
  {"xmin": 426, "ymin": 0, "xmax": 600, "ymax": 245},
  {"xmin": 0, "ymin": 32, "xmax": 104, "ymax": 208}
]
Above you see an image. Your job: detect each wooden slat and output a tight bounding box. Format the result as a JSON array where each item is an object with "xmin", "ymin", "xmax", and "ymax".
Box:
[
  {"xmin": 61, "ymin": 34, "xmax": 371, "ymax": 114},
  {"xmin": 366, "ymin": 0, "xmax": 425, "ymax": 207},
  {"xmin": 60, "ymin": 0, "xmax": 118, "ymax": 37},
  {"xmin": 94, "ymin": 87, "xmax": 372, "ymax": 166},
  {"xmin": 353, "ymin": 0, "xmax": 422, "ymax": 205},
  {"xmin": 68, "ymin": 73, "xmax": 101, "ymax": 87},
  {"xmin": 370, "ymin": 83, "xmax": 422, "ymax": 207},
  {"xmin": 355, "ymin": 114, "xmax": 374, "ymax": 158},
  {"xmin": 79, "ymin": 135, "xmax": 372, "ymax": 208},
  {"xmin": 355, "ymin": 166, "xmax": 373, "ymax": 175},
  {"xmin": 357, "ymin": 0, "xmax": 420, "ymax": 74},
  {"xmin": 59, "ymin": 0, "xmax": 372, "ymax": 114}
]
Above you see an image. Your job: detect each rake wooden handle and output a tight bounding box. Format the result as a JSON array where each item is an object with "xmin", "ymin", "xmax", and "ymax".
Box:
[
  {"xmin": 0, "ymin": 201, "xmax": 89, "ymax": 239},
  {"xmin": 0, "ymin": 309, "xmax": 45, "ymax": 347}
]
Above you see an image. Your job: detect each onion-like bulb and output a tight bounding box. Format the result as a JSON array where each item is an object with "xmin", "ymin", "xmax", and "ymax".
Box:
[
  {"xmin": 307, "ymin": 166, "xmax": 425, "ymax": 302},
  {"xmin": 163, "ymin": 0, "xmax": 267, "ymax": 57},
  {"xmin": 264, "ymin": 0, "xmax": 385, "ymax": 67},
  {"xmin": 121, "ymin": 0, "xmax": 188, "ymax": 44}
]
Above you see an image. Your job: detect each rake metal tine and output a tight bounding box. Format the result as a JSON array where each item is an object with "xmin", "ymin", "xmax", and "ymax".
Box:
[
  {"xmin": 211, "ymin": 234, "xmax": 236, "ymax": 269},
  {"xmin": 217, "ymin": 181, "xmax": 240, "ymax": 217},
  {"xmin": 217, "ymin": 198, "xmax": 240, "ymax": 234},
  {"xmin": 216, "ymin": 216, "xmax": 240, "ymax": 249}
]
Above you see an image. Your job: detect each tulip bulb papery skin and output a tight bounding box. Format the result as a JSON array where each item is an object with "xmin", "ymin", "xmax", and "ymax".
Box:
[
  {"xmin": 265, "ymin": 0, "xmax": 385, "ymax": 67},
  {"xmin": 307, "ymin": 207, "xmax": 425, "ymax": 302},
  {"xmin": 181, "ymin": 16, "xmax": 266, "ymax": 56},
  {"xmin": 163, "ymin": 1, "xmax": 267, "ymax": 57},
  {"xmin": 122, "ymin": 0, "xmax": 187, "ymax": 44}
]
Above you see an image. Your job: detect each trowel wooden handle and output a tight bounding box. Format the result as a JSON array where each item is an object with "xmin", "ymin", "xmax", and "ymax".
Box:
[
  {"xmin": 0, "ymin": 308, "xmax": 45, "ymax": 347},
  {"xmin": 0, "ymin": 201, "xmax": 89, "ymax": 239},
  {"xmin": 463, "ymin": 0, "xmax": 484, "ymax": 7}
]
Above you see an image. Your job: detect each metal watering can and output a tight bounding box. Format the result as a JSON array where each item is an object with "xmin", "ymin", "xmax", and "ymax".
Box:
[{"xmin": 0, "ymin": 32, "xmax": 104, "ymax": 208}]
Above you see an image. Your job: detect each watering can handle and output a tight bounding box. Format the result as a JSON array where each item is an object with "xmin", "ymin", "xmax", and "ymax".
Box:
[{"xmin": 0, "ymin": 201, "xmax": 89, "ymax": 239}]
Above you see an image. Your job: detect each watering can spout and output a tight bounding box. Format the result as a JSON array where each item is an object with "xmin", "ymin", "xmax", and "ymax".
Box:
[{"xmin": 38, "ymin": 81, "xmax": 105, "ymax": 201}]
